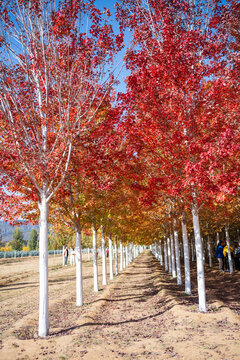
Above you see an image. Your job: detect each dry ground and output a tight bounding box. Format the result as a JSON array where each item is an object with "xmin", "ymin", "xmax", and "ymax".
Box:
[{"xmin": 0, "ymin": 251, "xmax": 240, "ymax": 360}]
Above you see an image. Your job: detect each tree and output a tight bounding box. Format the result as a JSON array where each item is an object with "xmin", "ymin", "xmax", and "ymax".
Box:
[
  {"xmin": 28, "ymin": 229, "xmax": 39, "ymax": 251},
  {"xmin": 11, "ymin": 227, "xmax": 24, "ymax": 251},
  {"xmin": 117, "ymin": 0, "xmax": 238, "ymax": 312},
  {"xmin": 0, "ymin": 0, "xmax": 123, "ymax": 337}
]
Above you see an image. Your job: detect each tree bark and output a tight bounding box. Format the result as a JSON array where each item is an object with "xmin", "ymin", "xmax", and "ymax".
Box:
[
  {"xmin": 173, "ymin": 220, "xmax": 182, "ymax": 285},
  {"xmin": 170, "ymin": 232, "xmax": 176, "ymax": 278},
  {"xmin": 225, "ymin": 224, "xmax": 234, "ymax": 274},
  {"xmin": 38, "ymin": 193, "xmax": 49, "ymax": 337},
  {"xmin": 192, "ymin": 194, "xmax": 206, "ymax": 312},
  {"xmin": 126, "ymin": 245, "xmax": 129, "ymax": 266},
  {"xmin": 164, "ymin": 238, "xmax": 168, "ymax": 272},
  {"xmin": 109, "ymin": 235, "xmax": 113, "ymax": 280},
  {"xmin": 181, "ymin": 213, "xmax": 191, "ymax": 295},
  {"xmin": 92, "ymin": 225, "xmax": 98, "ymax": 292},
  {"xmin": 75, "ymin": 230, "xmax": 83, "ymax": 306},
  {"xmin": 207, "ymin": 235, "xmax": 212, "ymax": 268},
  {"xmin": 114, "ymin": 236, "xmax": 118, "ymax": 276},
  {"xmin": 167, "ymin": 237, "xmax": 172, "ymax": 274},
  {"xmin": 101, "ymin": 225, "xmax": 107, "ymax": 286},
  {"xmin": 120, "ymin": 241, "xmax": 123, "ymax": 271}
]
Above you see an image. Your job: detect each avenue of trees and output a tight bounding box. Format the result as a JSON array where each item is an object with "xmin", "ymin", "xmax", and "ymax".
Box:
[{"xmin": 0, "ymin": 0, "xmax": 239, "ymax": 337}]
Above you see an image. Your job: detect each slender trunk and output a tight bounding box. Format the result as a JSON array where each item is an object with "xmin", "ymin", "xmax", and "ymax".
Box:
[
  {"xmin": 123, "ymin": 245, "xmax": 126, "ymax": 269},
  {"xmin": 75, "ymin": 230, "xmax": 83, "ymax": 306},
  {"xmin": 38, "ymin": 193, "xmax": 49, "ymax": 337},
  {"xmin": 120, "ymin": 241, "xmax": 123, "ymax": 271},
  {"xmin": 88, "ymin": 248, "xmax": 90, "ymax": 261},
  {"xmin": 159, "ymin": 242, "xmax": 163, "ymax": 266},
  {"xmin": 62, "ymin": 245, "xmax": 65, "ymax": 266},
  {"xmin": 192, "ymin": 195, "xmax": 206, "ymax": 312},
  {"xmin": 164, "ymin": 238, "xmax": 168, "ymax": 272},
  {"xmin": 109, "ymin": 235, "xmax": 113, "ymax": 280},
  {"xmin": 167, "ymin": 237, "xmax": 172, "ymax": 274},
  {"xmin": 114, "ymin": 236, "xmax": 118, "ymax": 276},
  {"xmin": 126, "ymin": 245, "xmax": 129, "ymax": 266},
  {"xmin": 207, "ymin": 235, "xmax": 212, "ymax": 268},
  {"xmin": 92, "ymin": 225, "xmax": 98, "ymax": 292},
  {"xmin": 101, "ymin": 225, "xmax": 107, "ymax": 286},
  {"xmin": 170, "ymin": 232, "xmax": 176, "ymax": 278},
  {"xmin": 202, "ymin": 238, "xmax": 205, "ymax": 265},
  {"xmin": 225, "ymin": 225, "xmax": 234, "ymax": 274},
  {"xmin": 181, "ymin": 213, "xmax": 191, "ymax": 295},
  {"xmin": 173, "ymin": 221, "xmax": 182, "ymax": 285},
  {"xmin": 191, "ymin": 240, "xmax": 195, "ymax": 261}
]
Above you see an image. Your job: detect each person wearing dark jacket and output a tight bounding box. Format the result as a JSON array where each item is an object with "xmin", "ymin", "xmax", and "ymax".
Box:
[{"xmin": 216, "ymin": 242, "xmax": 224, "ymax": 271}]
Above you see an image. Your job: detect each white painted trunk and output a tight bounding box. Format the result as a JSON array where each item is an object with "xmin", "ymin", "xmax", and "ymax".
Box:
[
  {"xmin": 101, "ymin": 226, "xmax": 107, "ymax": 286},
  {"xmin": 181, "ymin": 215, "xmax": 191, "ymax": 295},
  {"xmin": 109, "ymin": 235, "xmax": 113, "ymax": 280},
  {"xmin": 202, "ymin": 238, "xmax": 205, "ymax": 265},
  {"xmin": 38, "ymin": 194, "xmax": 49, "ymax": 337},
  {"xmin": 92, "ymin": 225, "xmax": 98, "ymax": 292},
  {"xmin": 225, "ymin": 225, "xmax": 234, "ymax": 273},
  {"xmin": 173, "ymin": 222, "xmax": 182, "ymax": 285},
  {"xmin": 114, "ymin": 236, "xmax": 118, "ymax": 276},
  {"xmin": 191, "ymin": 241, "xmax": 195, "ymax": 261},
  {"xmin": 126, "ymin": 245, "xmax": 129, "ymax": 266},
  {"xmin": 88, "ymin": 248, "xmax": 90, "ymax": 261},
  {"xmin": 123, "ymin": 245, "xmax": 126, "ymax": 269},
  {"xmin": 170, "ymin": 232, "xmax": 176, "ymax": 278},
  {"xmin": 167, "ymin": 237, "xmax": 172, "ymax": 274},
  {"xmin": 75, "ymin": 230, "xmax": 83, "ymax": 306},
  {"xmin": 62, "ymin": 245, "xmax": 65, "ymax": 266},
  {"xmin": 120, "ymin": 242, "xmax": 123, "ymax": 271},
  {"xmin": 164, "ymin": 239, "xmax": 168, "ymax": 272},
  {"xmin": 192, "ymin": 199, "xmax": 207, "ymax": 312},
  {"xmin": 207, "ymin": 236, "xmax": 212, "ymax": 268},
  {"xmin": 159, "ymin": 242, "xmax": 163, "ymax": 266}
]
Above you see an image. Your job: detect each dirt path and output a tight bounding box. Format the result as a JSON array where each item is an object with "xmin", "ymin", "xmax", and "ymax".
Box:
[{"xmin": 1, "ymin": 251, "xmax": 240, "ymax": 360}]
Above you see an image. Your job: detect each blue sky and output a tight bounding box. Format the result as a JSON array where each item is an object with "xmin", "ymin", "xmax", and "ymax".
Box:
[{"xmin": 94, "ymin": 0, "xmax": 131, "ymax": 94}]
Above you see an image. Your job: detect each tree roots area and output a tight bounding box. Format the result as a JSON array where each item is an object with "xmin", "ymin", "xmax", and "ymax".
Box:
[{"xmin": 0, "ymin": 251, "xmax": 240, "ymax": 360}]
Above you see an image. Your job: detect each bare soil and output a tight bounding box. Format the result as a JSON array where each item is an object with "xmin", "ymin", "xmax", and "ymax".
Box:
[{"xmin": 0, "ymin": 251, "xmax": 240, "ymax": 360}]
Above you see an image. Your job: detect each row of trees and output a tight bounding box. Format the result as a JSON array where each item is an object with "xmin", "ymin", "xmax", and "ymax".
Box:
[{"xmin": 0, "ymin": 0, "xmax": 239, "ymax": 336}]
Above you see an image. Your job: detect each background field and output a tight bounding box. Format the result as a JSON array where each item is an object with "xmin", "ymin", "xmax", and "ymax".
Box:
[{"xmin": 0, "ymin": 252, "xmax": 240, "ymax": 360}]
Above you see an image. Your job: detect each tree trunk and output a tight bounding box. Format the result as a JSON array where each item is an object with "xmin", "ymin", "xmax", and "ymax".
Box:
[
  {"xmin": 38, "ymin": 194, "xmax": 49, "ymax": 337},
  {"xmin": 164, "ymin": 238, "xmax": 168, "ymax": 272},
  {"xmin": 170, "ymin": 232, "xmax": 176, "ymax": 278},
  {"xmin": 114, "ymin": 236, "xmax": 118, "ymax": 276},
  {"xmin": 159, "ymin": 242, "xmax": 163, "ymax": 266},
  {"xmin": 62, "ymin": 245, "xmax": 65, "ymax": 266},
  {"xmin": 109, "ymin": 235, "xmax": 113, "ymax": 280},
  {"xmin": 192, "ymin": 194, "xmax": 206, "ymax": 312},
  {"xmin": 75, "ymin": 230, "xmax": 83, "ymax": 306},
  {"xmin": 207, "ymin": 235, "xmax": 212, "ymax": 268},
  {"xmin": 120, "ymin": 241, "xmax": 123, "ymax": 271},
  {"xmin": 167, "ymin": 237, "xmax": 172, "ymax": 274},
  {"xmin": 101, "ymin": 225, "xmax": 107, "ymax": 286},
  {"xmin": 173, "ymin": 221, "xmax": 182, "ymax": 285},
  {"xmin": 92, "ymin": 225, "xmax": 98, "ymax": 292},
  {"xmin": 181, "ymin": 213, "xmax": 191, "ymax": 295},
  {"xmin": 126, "ymin": 245, "xmax": 129, "ymax": 266},
  {"xmin": 123, "ymin": 245, "xmax": 126, "ymax": 269},
  {"xmin": 225, "ymin": 225, "xmax": 234, "ymax": 274}
]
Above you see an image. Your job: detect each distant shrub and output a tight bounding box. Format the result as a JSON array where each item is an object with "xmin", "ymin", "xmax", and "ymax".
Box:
[
  {"xmin": 22, "ymin": 246, "xmax": 30, "ymax": 252},
  {"xmin": 0, "ymin": 249, "xmax": 62, "ymax": 258}
]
